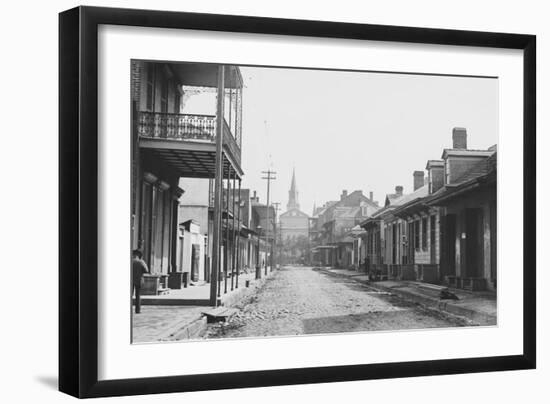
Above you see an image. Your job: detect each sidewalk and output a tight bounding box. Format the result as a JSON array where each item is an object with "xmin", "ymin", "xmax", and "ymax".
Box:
[
  {"xmin": 138, "ymin": 271, "xmax": 259, "ymax": 306},
  {"xmin": 132, "ymin": 267, "xmax": 276, "ymax": 343},
  {"xmin": 318, "ymin": 268, "xmax": 497, "ymax": 326}
]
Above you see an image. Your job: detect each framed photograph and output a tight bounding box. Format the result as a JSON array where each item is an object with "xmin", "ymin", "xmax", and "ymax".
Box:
[{"xmin": 59, "ymin": 6, "xmax": 536, "ymax": 398}]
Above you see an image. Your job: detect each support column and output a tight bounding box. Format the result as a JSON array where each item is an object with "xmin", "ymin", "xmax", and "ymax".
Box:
[
  {"xmin": 231, "ymin": 170, "xmax": 237, "ymax": 291},
  {"xmin": 217, "ymin": 169, "xmax": 225, "ymax": 298},
  {"xmin": 236, "ymin": 179, "xmax": 242, "ymax": 289},
  {"xmin": 170, "ymin": 188, "xmax": 183, "ymax": 272},
  {"xmin": 209, "ymin": 65, "xmax": 225, "ymax": 306},
  {"xmin": 224, "ymin": 167, "xmax": 231, "ymax": 294}
]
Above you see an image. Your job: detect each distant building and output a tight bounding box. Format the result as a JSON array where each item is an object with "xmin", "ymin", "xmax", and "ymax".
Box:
[
  {"xmin": 280, "ymin": 169, "xmax": 310, "ymax": 241},
  {"xmin": 311, "ymin": 189, "xmax": 379, "ymax": 268},
  {"xmin": 250, "ymin": 191, "xmax": 275, "ymax": 268}
]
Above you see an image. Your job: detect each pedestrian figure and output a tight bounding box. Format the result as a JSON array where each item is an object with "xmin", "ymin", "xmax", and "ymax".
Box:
[
  {"xmin": 132, "ymin": 249, "xmax": 149, "ymax": 314},
  {"xmin": 364, "ymin": 256, "xmax": 370, "ymax": 274}
]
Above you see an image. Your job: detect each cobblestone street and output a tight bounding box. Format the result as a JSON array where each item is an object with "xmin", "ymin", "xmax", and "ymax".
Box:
[{"xmin": 205, "ymin": 266, "xmax": 468, "ymax": 339}]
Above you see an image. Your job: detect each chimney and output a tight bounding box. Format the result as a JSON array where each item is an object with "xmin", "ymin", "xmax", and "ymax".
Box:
[
  {"xmin": 452, "ymin": 127, "xmax": 467, "ymax": 149},
  {"xmin": 395, "ymin": 186, "xmax": 403, "ymax": 196},
  {"xmin": 413, "ymin": 170, "xmax": 425, "ymax": 191},
  {"xmin": 341, "ymin": 190, "xmax": 348, "ymax": 201},
  {"xmin": 426, "ymin": 160, "xmax": 445, "ymax": 193},
  {"xmin": 369, "ymin": 191, "xmax": 373, "ymax": 201}
]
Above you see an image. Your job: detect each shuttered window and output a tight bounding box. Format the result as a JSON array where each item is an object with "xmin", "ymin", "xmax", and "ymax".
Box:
[
  {"xmin": 414, "ymin": 220, "xmax": 420, "ymax": 250},
  {"xmin": 146, "ymin": 65, "xmax": 154, "ymax": 111}
]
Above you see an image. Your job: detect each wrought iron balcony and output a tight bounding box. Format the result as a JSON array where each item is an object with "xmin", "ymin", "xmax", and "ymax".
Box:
[{"xmin": 137, "ymin": 111, "xmax": 241, "ymax": 161}]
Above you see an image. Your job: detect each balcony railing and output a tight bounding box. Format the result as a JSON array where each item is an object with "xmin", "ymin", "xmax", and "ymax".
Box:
[
  {"xmin": 222, "ymin": 119, "xmax": 241, "ymax": 163},
  {"xmin": 138, "ymin": 111, "xmax": 241, "ymax": 161},
  {"xmin": 138, "ymin": 112, "xmax": 216, "ymax": 141}
]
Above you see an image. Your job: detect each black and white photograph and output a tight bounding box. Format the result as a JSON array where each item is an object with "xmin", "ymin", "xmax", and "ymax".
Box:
[
  {"xmin": 130, "ymin": 60, "xmax": 498, "ymax": 343},
  {"xmin": 1, "ymin": 0, "xmax": 542, "ymax": 401}
]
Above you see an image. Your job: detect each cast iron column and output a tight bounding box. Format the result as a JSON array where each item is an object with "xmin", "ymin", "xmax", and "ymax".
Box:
[
  {"xmin": 209, "ymin": 65, "xmax": 224, "ymax": 306},
  {"xmin": 224, "ymin": 167, "xmax": 231, "ymax": 294},
  {"xmin": 231, "ymin": 170, "xmax": 236, "ymax": 291},
  {"xmin": 235, "ymin": 179, "xmax": 242, "ymax": 288}
]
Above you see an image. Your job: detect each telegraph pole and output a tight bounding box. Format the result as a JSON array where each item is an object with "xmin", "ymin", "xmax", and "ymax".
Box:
[
  {"xmin": 261, "ymin": 170, "xmax": 276, "ymax": 275},
  {"xmin": 272, "ymin": 202, "xmax": 280, "ymax": 270}
]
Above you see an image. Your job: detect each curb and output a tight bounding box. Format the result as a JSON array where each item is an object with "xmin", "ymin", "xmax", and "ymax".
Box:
[
  {"xmin": 317, "ymin": 268, "xmax": 496, "ymax": 326},
  {"xmin": 161, "ymin": 316, "xmax": 208, "ymax": 341},
  {"xmin": 157, "ymin": 269, "xmax": 277, "ymax": 341},
  {"xmin": 221, "ymin": 268, "xmax": 276, "ymax": 308}
]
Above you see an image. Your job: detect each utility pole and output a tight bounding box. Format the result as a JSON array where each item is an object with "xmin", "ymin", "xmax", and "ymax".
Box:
[
  {"xmin": 261, "ymin": 170, "xmax": 276, "ymax": 275},
  {"xmin": 272, "ymin": 202, "xmax": 280, "ymax": 270}
]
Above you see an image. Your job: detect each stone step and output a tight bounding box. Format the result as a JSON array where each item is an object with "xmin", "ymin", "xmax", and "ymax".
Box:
[{"xmin": 201, "ymin": 307, "xmax": 239, "ymax": 323}]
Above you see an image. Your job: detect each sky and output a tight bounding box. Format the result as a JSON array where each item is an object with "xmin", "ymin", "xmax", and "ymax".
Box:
[{"xmin": 237, "ymin": 65, "xmax": 498, "ymax": 217}]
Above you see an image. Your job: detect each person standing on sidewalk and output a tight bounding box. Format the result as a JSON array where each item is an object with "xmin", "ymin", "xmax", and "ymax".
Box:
[
  {"xmin": 363, "ymin": 256, "xmax": 370, "ymax": 274},
  {"xmin": 132, "ymin": 249, "xmax": 149, "ymax": 314}
]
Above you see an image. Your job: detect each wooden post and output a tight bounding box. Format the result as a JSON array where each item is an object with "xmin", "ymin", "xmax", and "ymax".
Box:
[
  {"xmin": 224, "ymin": 167, "xmax": 231, "ymax": 294},
  {"xmin": 261, "ymin": 170, "xmax": 276, "ymax": 275},
  {"xmin": 231, "ymin": 170, "xmax": 237, "ymax": 291},
  {"xmin": 170, "ymin": 196, "xmax": 179, "ymax": 273},
  {"xmin": 218, "ymin": 167, "xmax": 223, "ymax": 298},
  {"xmin": 209, "ymin": 66, "xmax": 224, "ymax": 306},
  {"xmin": 236, "ymin": 179, "xmax": 242, "ymax": 289}
]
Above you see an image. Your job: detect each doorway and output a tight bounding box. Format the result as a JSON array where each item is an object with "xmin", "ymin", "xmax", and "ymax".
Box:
[
  {"xmin": 442, "ymin": 214, "xmax": 456, "ymax": 277},
  {"xmin": 464, "ymin": 208, "xmax": 483, "ymax": 278}
]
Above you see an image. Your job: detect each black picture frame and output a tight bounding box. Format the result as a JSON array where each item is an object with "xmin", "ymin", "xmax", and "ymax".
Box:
[{"xmin": 59, "ymin": 5, "xmax": 536, "ymax": 398}]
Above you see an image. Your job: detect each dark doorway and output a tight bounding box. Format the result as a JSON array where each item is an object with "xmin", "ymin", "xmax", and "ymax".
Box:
[
  {"xmin": 392, "ymin": 223, "xmax": 398, "ymax": 264},
  {"xmin": 430, "ymin": 215, "xmax": 436, "ymax": 264},
  {"xmin": 407, "ymin": 221, "xmax": 414, "ymax": 265},
  {"xmin": 464, "ymin": 208, "xmax": 483, "ymax": 278},
  {"xmin": 442, "ymin": 214, "xmax": 456, "ymax": 277}
]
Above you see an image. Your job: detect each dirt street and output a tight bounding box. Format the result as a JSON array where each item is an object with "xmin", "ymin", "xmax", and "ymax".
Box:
[{"xmin": 205, "ymin": 266, "xmax": 467, "ymax": 339}]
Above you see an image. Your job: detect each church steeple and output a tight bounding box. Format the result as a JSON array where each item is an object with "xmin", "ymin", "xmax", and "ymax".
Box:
[{"xmin": 287, "ymin": 168, "xmax": 299, "ymax": 210}]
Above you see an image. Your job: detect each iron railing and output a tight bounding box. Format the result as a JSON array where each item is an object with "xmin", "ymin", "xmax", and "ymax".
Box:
[
  {"xmin": 138, "ymin": 111, "xmax": 241, "ymax": 161},
  {"xmin": 138, "ymin": 112, "xmax": 216, "ymax": 141},
  {"xmin": 222, "ymin": 119, "xmax": 241, "ymax": 163}
]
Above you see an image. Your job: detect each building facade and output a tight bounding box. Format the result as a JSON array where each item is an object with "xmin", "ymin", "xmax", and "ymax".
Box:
[
  {"xmin": 131, "ymin": 61, "xmax": 244, "ymax": 299},
  {"xmin": 360, "ymin": 128, "xmax": 497, "ymax": 291},
  {"xmin": 428, "ymin": 133, "xmax": 497, "ymax": 291},
  {"xmin": 311, "ymin": 190, "xmax": 379, "ymax": 268}
]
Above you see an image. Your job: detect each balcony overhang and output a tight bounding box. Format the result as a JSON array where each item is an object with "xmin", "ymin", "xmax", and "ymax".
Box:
[
  {"xmin": 137, "ymin": 110, "xmax": 242, "ymax": 179},
  {"xmin": 140, "ymin": 138, "xmax": 243, "ymax": 179},
  {"xmin": 170, "ymin": 63, "xmax": 243, "ymax": 89}
]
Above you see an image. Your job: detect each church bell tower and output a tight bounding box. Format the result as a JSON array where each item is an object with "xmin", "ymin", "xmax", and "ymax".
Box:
[{"xmin": 287, "ymin": 168, "xmax": 300, "ymax": 211}]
